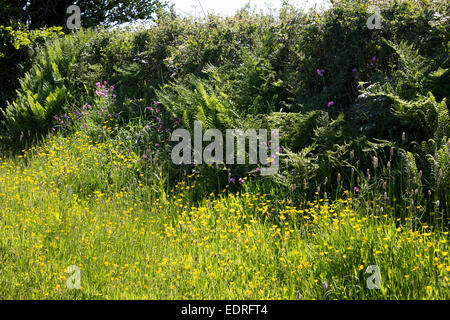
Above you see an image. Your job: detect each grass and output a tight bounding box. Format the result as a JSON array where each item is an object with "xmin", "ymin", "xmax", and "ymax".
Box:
[{"xmin": 0, "ymin": 129, "xmax": 448, "ymax": 299}]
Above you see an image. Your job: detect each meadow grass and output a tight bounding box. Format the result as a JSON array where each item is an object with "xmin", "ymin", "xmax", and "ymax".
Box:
[{"xmin": 0, "ymin": 130, "xmax": 448, "ymax": 299}]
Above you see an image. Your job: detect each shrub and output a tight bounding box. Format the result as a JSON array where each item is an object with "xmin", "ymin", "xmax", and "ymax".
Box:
[
  {"xmin": 1, "ymin": 30, "xmax": 96, "ymax": 146},
  {"xmin": 0, "ymin": 22, "xmax": 64, "ymax": 119}
]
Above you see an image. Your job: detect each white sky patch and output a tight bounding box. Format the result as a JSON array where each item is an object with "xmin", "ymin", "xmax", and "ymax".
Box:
[
  {"xmin": 171, "ymin": 0, "xmax": 331, "ymax": 17},
  {"xmin": 113, "ymin": 0, "xmax": 330, "ymax": 30}
]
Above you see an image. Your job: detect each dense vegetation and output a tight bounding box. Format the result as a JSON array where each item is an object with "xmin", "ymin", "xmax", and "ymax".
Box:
[
  {"xmin": 0, "ymin": 0, "xmax": 449, "ymax": 299},
  {"xmin": 0, "ymin": 0, "xmax": 169, "ymax": 117}
]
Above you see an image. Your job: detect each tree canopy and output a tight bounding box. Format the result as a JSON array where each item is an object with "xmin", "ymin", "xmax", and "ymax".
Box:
[{"xmin": 0, "ymin": 0, "xmax": 169, "ymax": 29}]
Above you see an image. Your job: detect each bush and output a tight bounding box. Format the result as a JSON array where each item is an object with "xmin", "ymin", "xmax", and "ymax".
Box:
[
  {"xmin": 1, "ymin": 30, "xmax": 96, "ymax": 146},
  {"xmin": 0, "ymin": 22, "xmax": 64, "ymax": 120}
]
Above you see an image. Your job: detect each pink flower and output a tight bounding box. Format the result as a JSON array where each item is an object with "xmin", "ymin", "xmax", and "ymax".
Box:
[
  {"xmin": 316, "ymin": 69, "xmax": 325, "ymax": 77},
  {"xmin": 327, "ymin": 101, "xmax": 335, "ymax": 107}
]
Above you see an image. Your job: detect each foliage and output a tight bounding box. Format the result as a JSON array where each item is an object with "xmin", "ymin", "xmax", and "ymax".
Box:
[
  {"xmin": 1, "ymin": 30, "xmax": 97, "ymax": 146},
  {"xmin": 361, "ymin": 40, "xmax": 450, "ymax": 142},
  {"xmin": 156, "ymin": 74, "xmax": 242, "ymax": 131},
  {"xmin": 1, "ymin": 138, "xmax": 449, "ymax": 299},
  {"xmin": 0, "ymin": 0, "xmax": 169, "ymax": 29},
  {"xmin": 0, "ymin": 0, "xmax": 449, "ymax": 300},
  {"xmin": 0, "ymin": 22, "xmax": 64, "ymax": 117}
]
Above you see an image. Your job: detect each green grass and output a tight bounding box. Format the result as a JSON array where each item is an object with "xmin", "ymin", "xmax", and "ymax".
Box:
[{"xmin": 0, "ymin": 130, "xmax": 448, "ymax": 299}]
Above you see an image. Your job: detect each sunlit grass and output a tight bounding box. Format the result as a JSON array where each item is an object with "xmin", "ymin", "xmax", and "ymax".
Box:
[{"xmin": 0, "ymin": 130, "xmax": 448, "ymax": 299}]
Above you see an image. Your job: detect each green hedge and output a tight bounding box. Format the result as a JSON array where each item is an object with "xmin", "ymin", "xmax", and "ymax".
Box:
[{"xmin": 1, "ymin": 0, "xmax": 449, "ymax": 210}]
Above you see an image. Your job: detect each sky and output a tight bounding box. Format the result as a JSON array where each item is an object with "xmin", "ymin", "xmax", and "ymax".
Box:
[{"xmin": 170, "ymin": 0, "xmax": 331, "ymax": 17}]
